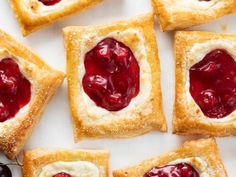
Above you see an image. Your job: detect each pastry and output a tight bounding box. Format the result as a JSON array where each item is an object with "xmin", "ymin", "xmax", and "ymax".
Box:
[
  {"xmin": 63, "ymin": 13, "xmax": 167, "ymax": 141},
  {"xmin": 113, "ymin": 138, "xmax": 227, "ymax": 177},
  {"xmin": 10, "ymin": 0, "xmax": 103, "ymax": 36},
  {"xmin": 152, "ymin": 0, "xmax": 236, "ymax": 31},
  {"xmin": 174, "ymin": 31, "xmax": 236, "ymax": 136},
  {"xmin": 23, "ymin": 149, "xmax": 109, "ymax": 177},
  {"xmin": 0, "ymin": 29, "xmax": 65, "ymax": 159}
]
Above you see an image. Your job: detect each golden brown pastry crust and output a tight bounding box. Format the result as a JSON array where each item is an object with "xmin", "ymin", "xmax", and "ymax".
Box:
[
  {"xmin": 64, "ymin": 13, "xmax": 167, "ymax": 141},
  {"xmin": 152, "ymin": 0, "xmax": 236, "ymax": 31},
  {"xmin": 113, "ymin": 138, "xmax": 227, "ymax": 177},
  {"xmin": 173, "ymin": 31, "xmax": 236, "ymax": 136},
  {"xmin": 0, "ymin": 29, "xmax": 65, "ymax": 159},
  {"xmin": 10, "ymin": 0, "xmax": 103, "ymax": 36},
  {"xmin": 23, "ymin": 148, "xmax": 109, "ymax": 177}
]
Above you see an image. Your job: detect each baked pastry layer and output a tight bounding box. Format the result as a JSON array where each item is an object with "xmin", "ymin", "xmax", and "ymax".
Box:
[
  {"xmin": 23, "ymin": 149, "xmax": 109, "ymax": 177},
  {"xmin": 10, "ymin": 0, "xmax": 103, "ymax": 36},
  {"xmin": 152, "ymin": 0, "xmax": 236, "ymax": 31},
  {"xmin": 174, "ymin": 31, "xmax": 236, "ymax": 136},
  {"xmin": 113, "ymin": 138, "xmax": 227, "ymax": 177},
  {"xmin": 64, "ymin": 13, "xmax": 167, "ymax": 141},
  {"xmin": 0, "ymin": 29, "xmax": 65, "ymax": 159}
]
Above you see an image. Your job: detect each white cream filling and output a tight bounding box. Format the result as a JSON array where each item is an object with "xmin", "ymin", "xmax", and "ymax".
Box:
[
  {"xmin": 38, "ymin": 161, "xmax": 100, "ymax": 177},
  {"xmin": 22, "ymin": 0, "xmax": 76, "ymax": 14},
  {"xmin": 169, "ymin": 157, "xmax": 213, "ymax": 177},
  {"xmin": 77, "ymin": 29, "xmax": 152, "ymax": 123},
  {"xmin": 185, "ymin": 40, "xmax": 236, "ymax": 122},
  {"xmin": 163, "ymin": 0, "xmax": 223, "ymax": 12}
]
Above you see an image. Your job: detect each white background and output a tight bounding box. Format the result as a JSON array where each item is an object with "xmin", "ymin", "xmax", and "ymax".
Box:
[{"xmin": 0, "ymin": 0, "xmax": 236, "ymax": 176}]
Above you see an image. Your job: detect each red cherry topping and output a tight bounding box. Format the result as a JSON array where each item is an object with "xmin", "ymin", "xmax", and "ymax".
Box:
[
  {"xmin": 53, "ymin": 172, "xmax": 71, "ymax": 177},
  {"xmin": 38, "ymin": 0, "xmax": 62, "ymax": 6},
  {"xmin": 82, "ymin": 38, "xmax": 140, "ymax": 111},
  {"xmin": 190, "ymin": 49, "xmax": 236, "ymax": 118},
  {"xmin": 144, "ymin": 163, "xmax": 199, "ymax": 177},
  {"xmin": 0, "ymin": 58, "xmax": 31, "ymax": 123}
]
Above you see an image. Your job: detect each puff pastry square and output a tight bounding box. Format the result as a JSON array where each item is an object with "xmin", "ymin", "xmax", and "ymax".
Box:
[
  {"xmin": 152, "ymin": 0, "xmax": 236, "ymax": 31},
  {"xmin": 113, "ymin": 138, "xmax": 227, "ymax": 177},
  {"xmin": 23, "ymin": 149, "xmax": 109, "ymax": 177},
  {"xmin": 64, "ymin": 14, "xmax": 167, "ymax": 141},
  {"xmin": 174, "ymin": 31, "xmax": 236, "ymax": 136},
  {"xmin": 0, "ymin": 29, "xmax": 65, "ymax": 159},
  {"xmin": 10, "ymin": 0, "xmax": 103, "ymax": 36}
]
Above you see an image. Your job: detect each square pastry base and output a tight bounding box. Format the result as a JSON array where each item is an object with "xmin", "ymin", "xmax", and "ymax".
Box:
[
  {"xmin": 64, "ymin": 13, "xmax": 167, "ymax": 141},
  {"xmin": 174, "ymin": 31, "xmax": 236, "ymax": 136},
  {"xmin": 113, "ymin": 138, "xmax": 227, "ymax": 177},
  {"xmin": 0, "ymin": 30, "xmax": 65, "ymax": 159},
  {"xmin": 10, "ymin": 0, "xmax": 103, "ymax": 36},
  {"xmin": 152, "ymin": 0, "xmax": 236, "ymax": 31}
]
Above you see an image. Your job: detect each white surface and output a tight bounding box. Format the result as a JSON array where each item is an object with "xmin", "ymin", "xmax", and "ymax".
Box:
[{"xmin": 0, "ymin": 0, "xmax": 235, "ymax": 176}]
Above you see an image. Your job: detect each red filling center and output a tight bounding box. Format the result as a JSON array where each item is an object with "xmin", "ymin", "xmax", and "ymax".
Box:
[
  {"xmin": 0, "ymin": 58, "xmax": 31, "ymax": 123},
  {"xmin": 189, "ymin": 49, "xmax": 236, "ymax": 118},
  {"xmin": 53, "ymin": 172, "xmax": 71, "ymax": 177},
  {"xmin": 143, "ymin": 163, "xmax": 199, "ymax": 177},
  {"xmin": 82, "ymin": 37, "xmax": 140, "ymax": 111},
  {"xmin": 38, "ymin": 0, "xmax": 62, "ymax": 6}
]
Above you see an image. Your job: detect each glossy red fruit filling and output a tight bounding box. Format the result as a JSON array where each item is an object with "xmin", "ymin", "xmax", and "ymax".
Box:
[
  {"xmin": 53, "ymin": 172, "xmax": 71, "ymax": 177},
  {"xmin": 0, "ymin": 58, "xmax": 31, "ymax": 123},
  {"xmin": 82, "ymin": 37, "xmax": 140, "ymax": 111},
  {"xmin": 38, "ymin": 0, "xmax": 62, "ymax": 6},
  {"xmin": 189, "ymin": 49, "xmax": 236, "ymax": 118},
  {"xmin": 144, "ymin": 163, "xmax": 199, "ymax": 177}
]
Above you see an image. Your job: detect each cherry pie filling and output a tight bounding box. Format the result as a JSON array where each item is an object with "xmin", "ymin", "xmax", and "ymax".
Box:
[
  {"xmin": 189, "ymin": 49, "xmax": 236, "ymax": 118},
  {"xmin": 38, "ymin": 0, "xmax": 62, "ymax": 6},
  {"xmin": 0, "ymin": 58, "xmax": 31, "ymax": 123},
  {"xmin": 82, "ymin": 37, "xmax": 140, "ymax": 111},
  {"xmin": 143, "ymin": 163, "xmax": 199, "ymax": 177},
  {"xmin": 53, "ymin": 172, "xmax": 71, "ymax": 177}
]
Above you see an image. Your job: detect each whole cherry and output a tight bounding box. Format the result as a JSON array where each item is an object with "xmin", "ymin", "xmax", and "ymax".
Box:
[{"xmin": 0, "ymin": 163, "xmax": 12, "ymax": 177}]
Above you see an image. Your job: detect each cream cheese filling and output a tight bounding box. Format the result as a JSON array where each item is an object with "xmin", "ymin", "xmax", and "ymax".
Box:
[
  {"xmin": 185, "ymin": 40, "xmax": 236, "ymax": 122},
  {"xmin": 22, "ymin": 0, "xmax": 76, "ymax": 14},
  {"xmin": 169, "ymin": 157, "xmax": 213, "ymax": 177},
  {"xmin": 77, "ymin": 29, "xmax": 152, "ymax": 124},
  {"xmin": 38, "ymin": 161, "xmax": 100, "ymax": 177},
  {"xmin": 163, "ymin": 0, "xmax": 223, "ymax": 12}
]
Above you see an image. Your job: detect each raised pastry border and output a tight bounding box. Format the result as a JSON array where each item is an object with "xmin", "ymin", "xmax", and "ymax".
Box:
[
  {"xmin": 64, "ymin": 13, "xmax": 167, "ymax": 141},
  {"xmin": 0, "ymin": 29, "xmax": 65, "ymax": 159}
]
